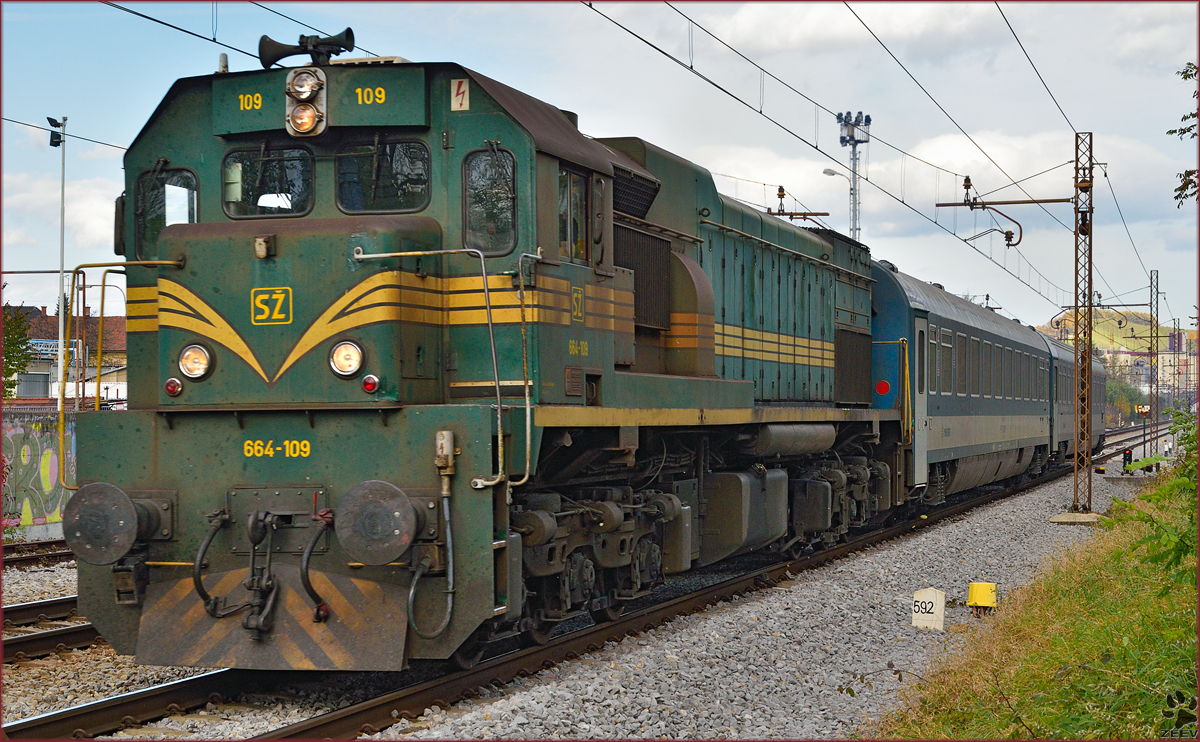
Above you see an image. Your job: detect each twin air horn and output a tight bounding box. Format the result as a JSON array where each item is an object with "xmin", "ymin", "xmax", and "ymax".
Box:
[{"xmin": 259, "ymin": 28, "xmax": 355, "ymax": 68}]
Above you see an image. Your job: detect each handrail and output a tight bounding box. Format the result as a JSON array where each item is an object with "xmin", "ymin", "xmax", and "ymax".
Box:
[
  {"xmin": 613, "ymin": 211, "xmax": 704, "ymax": 244},
  {"xmin": 58, "ymin": 259, "xmax": 185, "ymax": 492},
  {"xmin": 351, "ymin": 246, "xmax": 506, "ymax": 489},
  {"xmin": 698, "ymin": 219, "xmax": 874, "ymax": 283},
  {"xmin": 508, "ymin": 248, "xmax": 543, "ymax": 489},
  {"xmin": 872, "ymin": 339, "xmax": 911, "ymax": 445},
  {"xmin": 94, "ymin": 269, "xmax": 126, "ymax": 410}
]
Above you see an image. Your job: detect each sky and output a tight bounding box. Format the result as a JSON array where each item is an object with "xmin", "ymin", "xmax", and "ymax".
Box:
[{"xmin": 2, "ymin": 2, "xmax": 1197, "ymax": 331}]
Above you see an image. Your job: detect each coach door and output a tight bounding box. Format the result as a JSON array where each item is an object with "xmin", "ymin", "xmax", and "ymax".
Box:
[{"xmin": 911, "ymin": 316, "xmax": 929, "ymax": 486}]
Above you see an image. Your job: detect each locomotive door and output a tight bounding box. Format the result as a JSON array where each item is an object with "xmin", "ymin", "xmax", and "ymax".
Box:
[{"xmin": 912, "ymin": 316, "xmax": 929, "ymax": 486}]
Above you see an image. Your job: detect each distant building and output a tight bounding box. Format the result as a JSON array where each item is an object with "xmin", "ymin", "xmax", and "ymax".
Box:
[{"xmin": 4, "ymin": 306, "xmax": 127, "ymax": 401}]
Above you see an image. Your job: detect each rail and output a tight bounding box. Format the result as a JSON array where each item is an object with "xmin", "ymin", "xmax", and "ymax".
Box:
[
  {"xmin": 3, "ymin": 427, "xmax": 1172, "ymax": 739},
  {"xmin": 261, "ymin": 443, "xmax": 1142, "ymax": 739}
]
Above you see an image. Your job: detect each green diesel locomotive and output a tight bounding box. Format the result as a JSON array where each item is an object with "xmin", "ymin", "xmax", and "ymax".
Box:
[{"xmin": 65, "ymin": 30, "xmax": 904, "ymax": 671}]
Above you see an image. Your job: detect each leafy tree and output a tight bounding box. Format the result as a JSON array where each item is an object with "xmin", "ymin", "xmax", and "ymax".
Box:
[
  {"xmin": 1168, "ymin": 62, "xmax": 1197, "ymax": 207},
  {"xmin": 2, "ymin": 302, "xmax": 35, "ymax": 398}
]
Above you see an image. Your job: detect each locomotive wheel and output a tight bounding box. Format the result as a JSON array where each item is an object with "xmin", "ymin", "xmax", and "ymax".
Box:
[
  {"xmin": 449, "ymin": 638, "xmax": 486, "ymax": 670},
  {"xmin": 589, "ymin": 601, "xmax": 624, "ymax": 624},
  {"xmin": 519, "ymin": 619, "xmax": 557, "ymax": 647}
]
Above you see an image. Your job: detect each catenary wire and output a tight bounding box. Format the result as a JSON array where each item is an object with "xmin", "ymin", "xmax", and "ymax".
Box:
[
  {"xmin": 844, "ymin": 2, "xmax": 1074, "ymax": 236},
  {"xmin": 977, "ymin": 160, "xmax": 1072, "ymax": 198},
  {"xmin": 660, "ymin": 2, "xmax": 1079, "ymax": 303},
  {"xmin": 101, "ymin": 2, "xmax": 274, "ymax": 65},
  {"xmin": 664, "ymin": 3, "xmax": 964, "ymax": 179},
  {"xmin": 713, "ymin": 173, "xmax": 834, "ymax": 229},
  {"xmin": 2, "ymin": 118, "xmax": 127, "ymax": 150},
  {"xmin": 994, "ymin": 2, "xmax": 1076, "ymax": 133},
  {"xmin": 585, "ymin": 1, "xmax": 1066, "ymax": 308},
  {"xmin": 845, "ymin": 2, "xmax": 1144, "ymax": 316}
]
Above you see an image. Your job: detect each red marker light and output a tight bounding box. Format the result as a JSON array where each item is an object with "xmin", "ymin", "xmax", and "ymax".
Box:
[
  {"xmin": 875, "ymin": 379, "xmax": 891, "ymax": 396},
  {"xmin": 361, "ymin": 374, "xmax": 379, "ymax": 393},
  {"xmin": 165, "ymin": 377, "xmax": 183, "ymax": 396}
]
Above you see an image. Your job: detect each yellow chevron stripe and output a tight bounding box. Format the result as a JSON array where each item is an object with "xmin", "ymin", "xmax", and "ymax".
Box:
[
  {"xmin": 274, "ymin": 270, "xmax": 403, "ymax": 382},
  {"xmin": 158, "ymin": 279, "xmax": 270, "ymax": 382}
]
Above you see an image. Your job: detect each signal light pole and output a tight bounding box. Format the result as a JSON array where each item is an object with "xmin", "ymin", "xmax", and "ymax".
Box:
[
  {"xmin": 48, "ymin": 115, "xmax": 67, "ymax": 412},
  {"xmin": 834, "ymin": 111, "xmax": 870, "ymax": 242}
]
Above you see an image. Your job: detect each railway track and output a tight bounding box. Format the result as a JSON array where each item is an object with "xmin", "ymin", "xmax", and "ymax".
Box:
[
  {"xmin": 0, "ymin": 422, "xmax": 1171, "ymax": 734},
  {"xmin": 5, "ymin": 431, "xmax": 1166, "ymax": 740},
  {"xmin": 2, "ymin": 538, "xmax": 74, "ymax": 569},
  {"xmin": 2, "ymin": 596, "xmax": 100, "ymax": 663}
]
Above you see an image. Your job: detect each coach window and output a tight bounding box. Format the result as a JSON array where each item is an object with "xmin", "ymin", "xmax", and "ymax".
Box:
[
  {"xmin": 223, "ymin": 146, "xmax": 313, "ymax": 218},
  {"xmin": 336, "ymin": 138, "xmax": 431, "ymax": 213},
  {"xmin": 940, "ymin": 329, "xmax": 953, "ymax": 396},
  {"xmin": 969, "ymin": 337, "xmax": 981, "ymax": 396},
  {"xmin": 558, "ymin": 168, "xmax": 588, "ymax": 263},
  {"xmin": 1004, "ymin": 347, "xmax": 1013, "ymax": 398},
  {"xmin": 135, "ymin": 167, "xmax": 198, "ymax": 259},
  {"xmin": 995, "ymin": 344, "xmax": 1003, "ymax": 398},
  {"xmin": 955, "ymin": 333, "xmax": 968, "ymax": 396},
  {"xmin": 982, "ymin": 342, "xmax": 993, "ymax": 397},
  {"xmin": 917, "ymin": 329, "xmax": 926, "ymax": 394},
  {"xmin": 464, "ymin": 146, "xmax": 517, "ymax": 254},
  {"xmin": 928, "ymin": 326, "xmax": 938, "ymax": 393}
]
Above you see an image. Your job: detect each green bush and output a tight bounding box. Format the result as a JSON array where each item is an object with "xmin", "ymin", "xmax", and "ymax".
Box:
[{"xmin": 1108, "ymin": 406, "xmax": 1198, "ymax": 595}]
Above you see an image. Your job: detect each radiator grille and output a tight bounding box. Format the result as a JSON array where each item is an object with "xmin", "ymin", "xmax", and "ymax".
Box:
[
  {"xmin": 614, "ymin": 223, "xmax": 670, "ymax": 330},
  {"xmin": 612, "ymin": 166, "xmax": 660, "ymax": 219},
  {"xmin": 835, "ymin": 328, "xmax": 872, "ymax": 404}
]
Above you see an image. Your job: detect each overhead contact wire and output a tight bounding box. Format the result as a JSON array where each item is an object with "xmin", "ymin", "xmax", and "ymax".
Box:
[
  {"xmin": 101, "ymin": 1, "xmax": 271, "ymax": 64},
  {"xmin": 585, "ymin": 0, "xmax": 1065, "ymax": 306},
  {"xmin": 994, "ymin": 3, "xmax": 1076, "ymax": 133},
  {"xmin": 844, "ymin": 2, "xmax": 1074, "ymax": 236}
]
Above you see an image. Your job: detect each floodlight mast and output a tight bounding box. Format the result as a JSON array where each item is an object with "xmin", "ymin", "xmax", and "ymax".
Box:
[{"xmin": 836, "ymin": 111, "xmax": 870, "ymax": 242}]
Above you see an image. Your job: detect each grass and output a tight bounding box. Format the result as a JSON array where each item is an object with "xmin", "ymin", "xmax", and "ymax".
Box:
[{"xmin": 867, "ymin": 478, "xmax": 1198, "ymax": 739}]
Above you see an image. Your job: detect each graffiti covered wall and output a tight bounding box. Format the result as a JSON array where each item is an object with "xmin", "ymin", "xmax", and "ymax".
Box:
[{"xmin": 2, "ymin": 411, "xmax": 76, "ymax": 529}]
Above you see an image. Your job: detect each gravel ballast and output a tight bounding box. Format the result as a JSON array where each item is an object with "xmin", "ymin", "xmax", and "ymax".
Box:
[
  {"xmin": 2, "ymin": 561, "xmax": 79, "ymax": 605},
  {"xmin": 0, "ymin": 471, "xmax": 1142, "ymax": 737},
  {"xmin": 367, "ymin": 473, "xmax": 1136, "ymax": 740}
]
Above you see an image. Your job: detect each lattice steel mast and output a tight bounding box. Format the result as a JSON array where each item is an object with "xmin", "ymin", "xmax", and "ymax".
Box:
[
  {"xmin": 1149, "ymin": 269, "xmax": 1160, "ymax": 458},
  {"xmin": 1071, "ymin": 132, "xmax": 1094, "ymax": 513}
]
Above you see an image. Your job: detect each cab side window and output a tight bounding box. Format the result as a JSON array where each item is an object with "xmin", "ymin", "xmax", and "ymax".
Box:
[
  {"xmin": 559, "ymin": 168, "xmax": 588, "ymax": 263},
  {"xmin": 464, "ymin": 147, "xmax": 517, "ymax": 254},
  {"xmin": 135, "ymin": 167, "xmax": 198, "ymax": 259}
]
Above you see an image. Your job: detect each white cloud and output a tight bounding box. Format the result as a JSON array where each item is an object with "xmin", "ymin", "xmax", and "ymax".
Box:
[
  {"xmin": 2, "ymin": 171, "xmax": 122, "ymax": 252},
  {"xmin": 78, "ymin": 144, "xmax": 124, "ymax": 161}
]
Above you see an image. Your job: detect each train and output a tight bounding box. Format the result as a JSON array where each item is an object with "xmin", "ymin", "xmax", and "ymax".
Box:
[{"xmin": 63, "ymin": 29, "xmax": 1105, "ymax": 671}]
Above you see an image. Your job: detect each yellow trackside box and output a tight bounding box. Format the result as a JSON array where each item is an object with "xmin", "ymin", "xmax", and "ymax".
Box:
[{"xmin": 967, "ymin": 582, "xmax": 997, "ymax": 608}]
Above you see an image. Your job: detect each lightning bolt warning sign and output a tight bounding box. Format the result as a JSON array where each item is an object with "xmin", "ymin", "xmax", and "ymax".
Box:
[{"xmin": 450, "ymin": 79, "xmax": 470, "ymax": 111}]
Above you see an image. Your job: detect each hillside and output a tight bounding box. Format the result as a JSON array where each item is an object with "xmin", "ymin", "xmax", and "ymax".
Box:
[{"xmin": 1036, "ymin": 309, "xmax": 1196, "ymax": 353}]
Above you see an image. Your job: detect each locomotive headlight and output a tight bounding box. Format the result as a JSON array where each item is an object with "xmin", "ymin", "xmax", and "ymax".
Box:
[
  {"xmin": 330, "ymin": 341, "xmax": 364, "ymax": 377},
  {"xmin": 283, "ymin": 67, "xmax": 328, "ymax": 137},
  {"xmin": 289, "ymin": 104, "xmax": 321, "ymax": 133},
  {"xmin": 178, "ymin": 344, "xmax": 211, "ymax": 379},
  {"xmin": 288, "ymin": 71, "xmax": 322, "ymax": 101}
]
